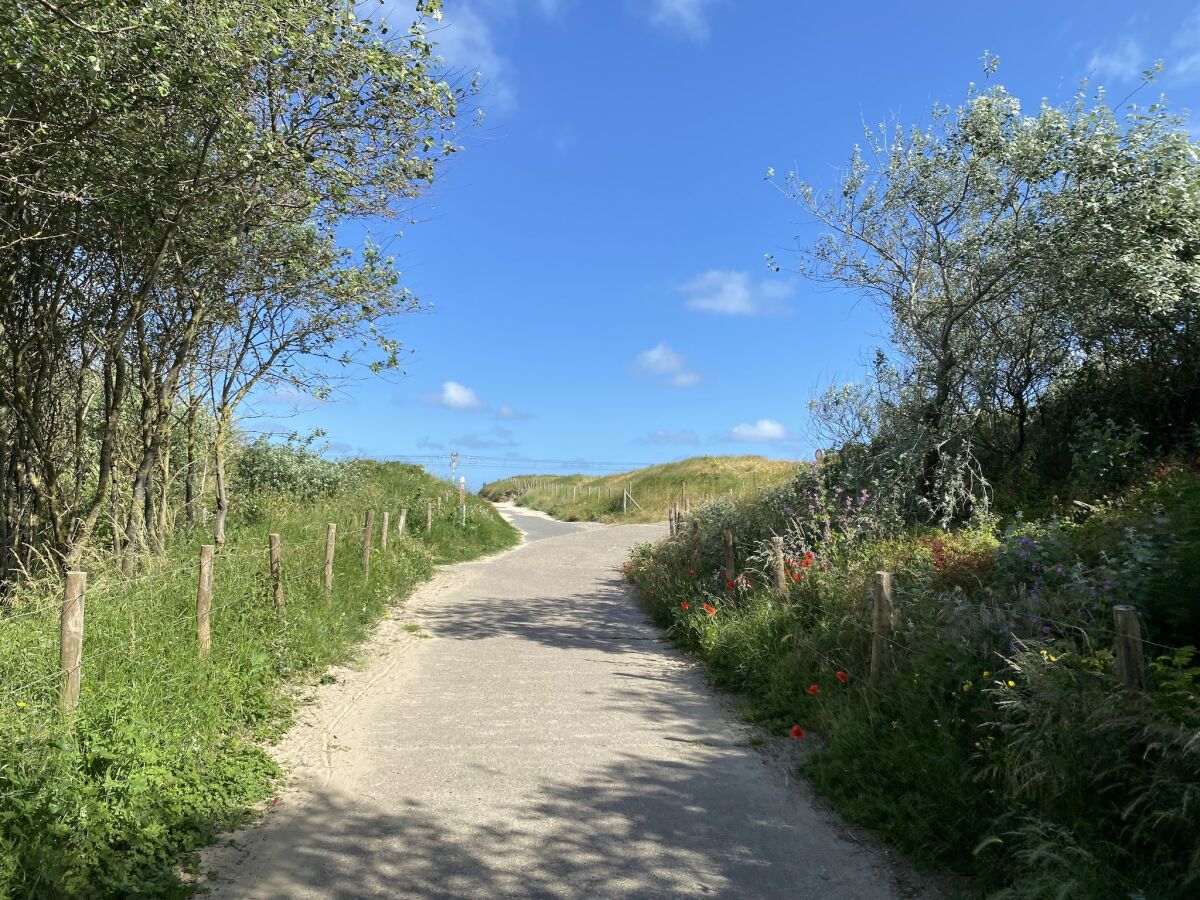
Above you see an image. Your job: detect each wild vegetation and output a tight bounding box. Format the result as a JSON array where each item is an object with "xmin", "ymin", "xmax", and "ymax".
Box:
[
  {"xmin": 0, "ymin": 3, "xmax": 519, "ymax": 896},
  {"xmin": 628, "ymin": 74, "xmax": 1200, "ymax": 899},
  {"xmin": 0, "ymin": 0, "xmax": 460, "ymax": 575},
  {"xmin": 479, "ymin": 456, "xmax": 796, "ymax": 523},
  {"xmin": 0, "ymin": 454, "xmax": 517, "ymax": 897}
]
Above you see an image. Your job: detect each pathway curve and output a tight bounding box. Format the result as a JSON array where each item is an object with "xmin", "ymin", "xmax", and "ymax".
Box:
[{"xmin": 202, "ymin": 505, "xmax": 918, "ymax": 899}]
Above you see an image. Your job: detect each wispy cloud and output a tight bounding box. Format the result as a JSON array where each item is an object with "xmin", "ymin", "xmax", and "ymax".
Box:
[
  {"xmin": 679, "ymin": 269, "xmax": 793, "ymax": 316},
  {"xmin": 635, "ymin": 342, "xmax": 700, "ymax": 388},
  {"xmin": 1173, "ymin": 6, "xmax": 1200, "ymax": 81},
  {"xmin": 450, "ymin": 434, "xmax": 514, "ymax": 449},
  {"xmin": 496, "ymin": 404, "xmax": 532, "ymax": 420},
  {"xmin": 1086, "ymin": 37, "xmax": 1147, "ymax": 83},
  {"xmin": 635, "ymin": 429, "xmax": 701, "ymax": 446},
  {"xmin": 726, "ymin": 419, "xmax": 789, "ymax": 442},
  {"xmin": 427, "ymin": 381, "xmax": 486, "ymax": 411},
  {"xmin": 261, "ymin": 386, "xmax": 329, "ymax": 410},
  {"xmin": 389, "ymin": 0, "xmax": 569, "ymax": 115},
  {"xmin": 532, "ymin": 0, "xmax": 568, "ymax": 15},
  {"xmin": 431, "ymin": 4, "xmax": 517, "ymax": 113},
  {"xmin": 647, "ymin": 0, "xmax": 719, "ymax": 42}
]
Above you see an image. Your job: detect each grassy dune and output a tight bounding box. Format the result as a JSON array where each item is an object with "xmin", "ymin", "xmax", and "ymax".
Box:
[
  {"xmin": 0, "ymin": 461, "xmax": 517, "ymax": 898},
  {"xmin": 480, "ymin": 455, "xmax": 801, "ymax": 523}
]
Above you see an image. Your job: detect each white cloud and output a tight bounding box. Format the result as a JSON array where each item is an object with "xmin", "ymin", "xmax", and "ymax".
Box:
[
  {"xmin": 679, "ymin": 269, "xmax": 794, "ymax": 316},
  {"xmin": 1086, "ymin": 37, "xmax": 1147, "ymax": 83},
  {"xmin": 728, "ymin": 419, "xmax": 787, "ymax": 442},
  {"xmin": 635, "ymin": 342, "xmax": 701, "ymax": 389},
  {"xmin": 430, "ymin": 381, "xmax": 485, "ymax": 411},
  {"xmin": 637, "ymin": 342, "xmax": 684, "ymax": 374},
  {"xmin": 425, "ymin": 4, "xmax": 517, "ymax": 113},
  {"xmin": 496, "ymin": 404, "xmax": 532, "ymax": 420},
  {"xmin": 648, "ymin": 0, "xmax": 718, "ymax": 42}
]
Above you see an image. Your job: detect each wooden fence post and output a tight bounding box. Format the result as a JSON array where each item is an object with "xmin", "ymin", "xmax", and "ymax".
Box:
[
  {"xmin": 870, "ymin": 571, "xmax": 895, "ymax": 688},
  {"xmin": 622, "ymin": 490, "xmax": 628, "ymax": 515},
  {"xmin": 426, "ymin": 500, "xmax": 433, "ymax": 534},
  {"xmin": 381, "ymin": 512, "xmax": 390, "ymax": 551},
  {"xmin": 398, "ymin": 508, "xmax": 407, "ymax": 537},
  {"xmin": 772, "ymin": 536, "xmax": 787, "ymax": 599},
  {"xmin": 197, "ymin": 545, "xmax": 213, "ymax": 655},
  {"xmin": 723, "ymin": 529, "xmax": 736, "ymax": 599},
  {"xmin": 1113, "ymin": 605, "xmax": 1146, "ymax": 693},
  {"xmin": 324, "ymin": 523, "xmax": 336, "ymax": 601},
  {"xmin": 361, "ymin": 510, "xmax": 375, "ymax": 578},
  {"xmin": 269, "ymin": 533, "xmax": 284, "ymax": 610},
  {"xmin": 60, "ymin": 571, "xmax": 86, "ymax": 711}
]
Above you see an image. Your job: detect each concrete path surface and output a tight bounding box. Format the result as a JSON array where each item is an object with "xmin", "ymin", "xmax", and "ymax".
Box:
[{"xmin": 202, "ymin": 505, "xmax": 918, "ymax": 899}]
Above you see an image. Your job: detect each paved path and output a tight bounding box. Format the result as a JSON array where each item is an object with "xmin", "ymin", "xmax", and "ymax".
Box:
[{"xmin": 203, "ymin": 506, "xmax": 913, "ymax": 899}]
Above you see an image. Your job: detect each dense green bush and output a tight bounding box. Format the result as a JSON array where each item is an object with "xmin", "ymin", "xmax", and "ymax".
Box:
[
  {"xmin": 625, "ymin": 462, "xmax": 1200, "ymax": 898},
  {"xmin": 232, "ymin": 438, "xmax": 360, "ymax": 501}
]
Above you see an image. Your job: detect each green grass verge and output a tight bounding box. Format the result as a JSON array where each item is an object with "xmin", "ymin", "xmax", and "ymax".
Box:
[
  {"xmin": 0, "ymin": 461, "xmax": 517, "ymax": 898},
  {"xmin": 480, "ymin": 455, "xmax": 799, "ymax": 523}
]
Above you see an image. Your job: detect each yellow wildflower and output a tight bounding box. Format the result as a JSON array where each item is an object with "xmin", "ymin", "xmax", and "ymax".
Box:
[
  {"xmin": 16, "ymin": 700, "xmax": 26, "ymax": 709},
  {"xmin": 1007, "ymin": 680, "xmax": 1016, "ymax": 688},
  {"xmin": 982, "ymin": 670, "xmax": 990, "ymax": 678}
]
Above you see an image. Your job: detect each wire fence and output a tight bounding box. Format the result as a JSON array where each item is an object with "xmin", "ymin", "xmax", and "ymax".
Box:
[{"xmin": 0, "ymin": 500, "xmax": 447, "ymax": 713}]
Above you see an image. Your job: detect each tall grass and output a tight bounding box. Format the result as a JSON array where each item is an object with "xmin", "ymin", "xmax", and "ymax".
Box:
[
  {"xmin": 0, "ymin": 461, "xmax": 517, "ymax": 898},
  {"xmin": 480, "ymin": 455, "xmax": 798, "ymax": 523}
]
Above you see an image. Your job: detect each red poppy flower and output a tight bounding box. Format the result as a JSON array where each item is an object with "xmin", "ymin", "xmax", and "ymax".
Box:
[
  {"xmin": 806, "ymin": 683, "xmax": 821, "ymax": 696},
  {"xmin": 687, "ymin": 568, "xmax": 696, "ymax": 576},
  {"xmin": 835, "ymin": 671, "xmax": 849, "ymax": 684},
  {"xmin": 790, "ymin": 724, "xmax": 805, "ymax": 739},
  {"xmin": 799, "ymin": 552, "xmax": 814, "ymax": 569},
  {"xmin": 725, "ymin": 580, "xmax": 735, "ymax": 590},
  {"xmin": 702, "ymin": 602, "xmax": 717, "ymax": 616},
  {"xmin": 792, "ymin": 571, "xmax": 802, "ymax": 581},
  {"xmin": 680, "ymin": 601, "xmax": 690, "ymax": 610}
]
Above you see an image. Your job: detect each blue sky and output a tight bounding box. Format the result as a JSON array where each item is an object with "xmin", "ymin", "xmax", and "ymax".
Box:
[{"xmin": 257, "ymin": 0, "xmax": 1200, "ymax": 487}]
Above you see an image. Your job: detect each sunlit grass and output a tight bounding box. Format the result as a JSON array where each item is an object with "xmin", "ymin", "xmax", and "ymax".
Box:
[
  {"xmin": 0, "ymin": 461, "xmax": 517, "ymax": 897},
  {"xmin": 480, "ymin": 455, "xmax": 799, "ymax": 523}
]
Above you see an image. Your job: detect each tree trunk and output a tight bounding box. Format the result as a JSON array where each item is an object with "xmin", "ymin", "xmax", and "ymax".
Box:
[
  {"xmin": 213, "ymin": 413, "xmax": 230, "ymax": 547},
  {"xmin": 155, "ymin": 441, "xmax": 170, "ymax": 552},
  {"xmin": 185, "ymin": 389, "xmax": 197, "ymax": 528}
]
